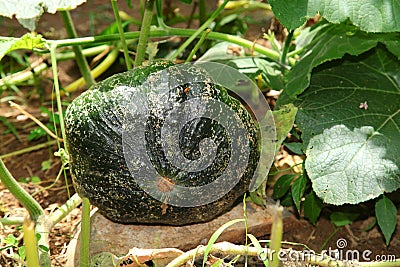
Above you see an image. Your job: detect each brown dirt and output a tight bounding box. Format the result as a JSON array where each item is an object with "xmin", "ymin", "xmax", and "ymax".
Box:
[{"xmin": 0, "ymin": 1, "xmax": 399, "ymax": 266}]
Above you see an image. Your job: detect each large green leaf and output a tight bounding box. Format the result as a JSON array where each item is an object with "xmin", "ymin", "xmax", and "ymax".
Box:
[
  {"xmin": 0, "ymin": 0, "xmax": 87, "ymax": 31},
  {"xmin": 272, "ymin": 104, "xmax": 298, "ymax": 153},
  {"xmin": 296, "ymin": 46, "xmax": 400, "ymax": 205},
  {"xmin": 291, "ymin": 172, "xmax": 307, "ymax": 213},
  {"xmin": 303, "ymin": 191, "xmax": 323, "ymax": 225},
  {"xmin": 277, "ymin": 22, "xmax": 400, "ymax": 103},
  {"xmin": 269, "ymin": 0, "xmax": 400, "ymax": 32}
]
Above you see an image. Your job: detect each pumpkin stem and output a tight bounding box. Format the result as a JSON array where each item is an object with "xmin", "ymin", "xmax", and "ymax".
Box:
[{"xmin": 135, "ymin": 0, "xmax": 155, "ymax": 67}]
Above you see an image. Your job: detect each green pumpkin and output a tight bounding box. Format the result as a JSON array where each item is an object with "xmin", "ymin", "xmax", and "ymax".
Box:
[{"xmin": 65, "ymin": 61, "xmax": 260, "ymax": 224}]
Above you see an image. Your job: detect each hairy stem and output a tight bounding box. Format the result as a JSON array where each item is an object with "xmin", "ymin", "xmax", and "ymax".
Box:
[
  {"xmin": 49, "ymin": 193, "xmax": 82, "ymax": 227},
  {"xmin": 0, "ymin": 159, "xmax": 44, "ymax": 221},
  {"xmin": 135, "ymin": 0, "xmax": 155, "ymax": 67},
  {"xmin": 281, "ymin": 30, "xmax": 294, "ymax": 64}
]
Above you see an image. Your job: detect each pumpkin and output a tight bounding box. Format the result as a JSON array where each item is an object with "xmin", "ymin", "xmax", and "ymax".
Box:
[{"xmin": 65, "ymin": 61, "xmax": 260, "ymax": 224}]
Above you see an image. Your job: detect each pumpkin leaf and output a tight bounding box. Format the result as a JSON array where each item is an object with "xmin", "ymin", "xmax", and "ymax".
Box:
[
  {"xmin": 273, "ymin": 174, "xmax": 296, "ymax": 199},
  {"xmin": 330, "ymin": 211, "xmax": 359, "ymax": 227},
  {"xmin": 0, "ymin": 0, "xmax": 87, "ymax": 31},
  {"xmin": 303, "ymin": 191, "xmax": 323, "ymax": 225},
  {"xmin": 306, "ymin": 125, "xmax": 399, "ymax": 205},
  {"xmin": 268, "ymin": 0, "xmax": 400, "ymax": 32},
  {"xmin": 375, "ymin": 195, "xmax": 397, "ymax": 245},
  {"xmin": 198, "ymin": 42, "xmax": 285, "ymax": 90},
  {"xmin": 197, "ymin": 41, "xmax": 244, "ymax": 62},
  {"xmin": 295, "ymin": 46, "xmax": 400, "ymax": 205},
  {"xmin": 291, "ymin": 173, "xmax": 307, "ymax": 213},
  {"xmin": 284, "ymin": 142, "xmax": 304, "ymax": 155},
  {"xmin": 277, "ymin": 22, "xmax": 400, "ymax": 102},
  {"xmin": 272, "ymin": 104, "xmax": 298, "ymax": 153},
  {"xmin": 0, "ymin": 33, "xmax": 45, "ymax": 61}
]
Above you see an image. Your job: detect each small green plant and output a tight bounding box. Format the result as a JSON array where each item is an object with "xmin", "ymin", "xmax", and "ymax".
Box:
[
  {"xmin": 19, "ymin": 176, "xmax": 41, "ymax": 184},
  {"xmin": 27, "ymin": 107, "xmax": 63, "ymax": 141},
  {"xmin": 2, "ymin": 233, "xmax": 26, "ymax": 263},
  {"xmin": 0, "ymin": 116, "xmax": 21, "ymax": 142}
]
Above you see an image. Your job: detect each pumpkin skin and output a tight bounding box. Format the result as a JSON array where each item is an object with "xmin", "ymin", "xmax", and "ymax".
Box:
[{"xmin": 65, "ymin": 61, "xmax": 259, "ymax": 224}]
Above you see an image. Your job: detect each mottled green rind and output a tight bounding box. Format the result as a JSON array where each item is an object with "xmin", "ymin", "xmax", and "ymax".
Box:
[{"xmin": 65, "ymin": 61, "xmax": 259, "ymax": 225}]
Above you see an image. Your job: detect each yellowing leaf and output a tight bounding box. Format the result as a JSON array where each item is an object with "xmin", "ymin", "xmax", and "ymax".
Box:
[{"xmin": 0, "ymin": 33, "xmax": 45, "ymax": 61}]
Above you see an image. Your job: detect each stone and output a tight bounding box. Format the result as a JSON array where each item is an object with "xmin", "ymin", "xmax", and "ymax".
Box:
[{"xmin": 66, "ymin": 201, "xmax": 296, "ymax": 266}]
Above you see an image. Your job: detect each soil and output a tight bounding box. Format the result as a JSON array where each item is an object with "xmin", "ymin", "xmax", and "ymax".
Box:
[{"xmin": 0, "ymin": 1, "xmax": 399, "ymax": 266}]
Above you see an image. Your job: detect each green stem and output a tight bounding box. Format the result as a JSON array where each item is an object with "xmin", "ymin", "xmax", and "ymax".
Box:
[
  {"xmin": 135, "ymin": 0, "xmax": 155, "ymax": 67},
  {"xmin": 287, "ymin": 47, "xmax": 304, "ymax": 58},
  {"xmin": 111, "ymin": 0, "xmax": 132, "ymax": 70},
  {"xmin": 168, "ymin": 0, "xmax": 230, "ymax": 60},
  {"xmin": 155, "ymin": 0, "xmax": 168, "ymax": 29},
  {"xmin": 49, "ymin": 193, "xmax": 82, "ymax": 227},
  {"xmin": 0, "ymin": 140, "xmax": 57, "ymax": 159},
  {"xmin": 0, "ymin": 159, "xmax": 44, "ymax": 221},
  {"xmin": 0, "ymin": 62, "xmax": 48, "ymax": 88},
  {"xmin": 280, "ymin": 30, "xmax": 294, "ymax": 64},
  {"xmin": 185, "ymin": 29, "xmax": 210, "ymax": 62},
  {"xmin": 199, "ymin": 0, "xmax": 207, "ymax": 25},
  {"xmin": 0, "ymin": 216, "xmax": 24, "ymax": 225},
  {"xmin": 0, "ymin": 45, "xmax": 110, "ymax": 88},
  {"xmin": 223, "ymin": 2, "xmax": 270, "ymax": 16},
  {"xmin": 56, "ymin": 44, "xmax": 110, "ymax": 61},
  {"xmin": 47, "ymin": 29, "xmax": 280, "ymax": 60},
  {"xmin": 319, "ymin": 226, "xmax": 340, "ymax": 252},
  {"xmin": 80, "ymin": 197, "xmax": 91, "ymax": 267},
  {"xmin": 243, "ymin": 195, "xmax": 248, "ymax": 249},
  {"xmin": 60, "ymin": 11, "xmax": 95, "ymax": 87},
  {"xmin": 49, "ymin": 44, "xmax": 67, "ymax": 144}
]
